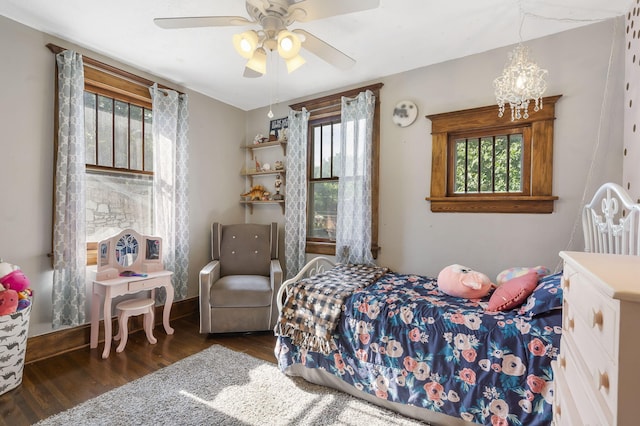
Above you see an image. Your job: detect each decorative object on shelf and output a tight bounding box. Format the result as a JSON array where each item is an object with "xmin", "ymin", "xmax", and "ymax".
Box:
[
  {"xmin": 391, "ymin": 100, "xmax": 418, "ymax": 127},
  {"xmin": 274, "ymin": 160, "xmax": 284, "ymax": 171},
  {"xmin": 154, "ymin": 1, "xmax": 381, "ymax": 76},
  {"xmin": 255, "ymin": 158, "xmax": 262, "ymax": 172},
  {"xmin": 262, "ymin": 163, "xmax": 271, "ymax": 171},
  {"xmin": 269, "ymin": 117, "xmax": 289, "ymax": 141},
  {"xmin": 241, "ymin": 185, "xmax": 270, "ymax": 201},
  {"xmin": 272, "ymin": 174, "xmax": 284, "ymax": 200},
  {"xmin": 253, "ymin": 133, "xmax": 265, "ymax": 144}
]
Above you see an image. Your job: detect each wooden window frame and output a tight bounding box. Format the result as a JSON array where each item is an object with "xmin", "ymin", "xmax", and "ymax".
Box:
[
  {"xmin": 47, "ymin": 43, "xmax": 170, "ymax": 265},
  {"xmin": 426, "ymin": 95, "xmax": 561, "ymax": 213},
  {"xmin": 290, "ymin": 83, "xmax": 383, "ymax": 257}
]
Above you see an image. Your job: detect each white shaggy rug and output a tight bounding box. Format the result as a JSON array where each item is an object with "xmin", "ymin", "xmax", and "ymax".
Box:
[{"xmin": 36, "ymin": 344, "xmax": 423, "ymax": 425}]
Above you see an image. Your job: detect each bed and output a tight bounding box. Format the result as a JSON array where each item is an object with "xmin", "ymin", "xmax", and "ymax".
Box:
[{"xmin": 274, "ymin": 182, "xmax": 640, "ymax": 426}]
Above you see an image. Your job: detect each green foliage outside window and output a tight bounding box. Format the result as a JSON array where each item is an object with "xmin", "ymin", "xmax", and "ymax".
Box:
[{"xmin": 454, "ymin": 134, "xmax": 522, "ymax": 193}]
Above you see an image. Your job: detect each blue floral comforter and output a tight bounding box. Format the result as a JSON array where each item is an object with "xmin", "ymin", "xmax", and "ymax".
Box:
[{"xmin": 275, "ymin": 271, "xmax": 563, "ymax": 426}]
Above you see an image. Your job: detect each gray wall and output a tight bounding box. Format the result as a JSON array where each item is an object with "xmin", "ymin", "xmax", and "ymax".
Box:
[
  {"xmin": 247, "ymin": 18, "xmax": 625, "ymax": 279},
  {"xmin": 0, "ymin": 15, "xmax": 246, "ymax": 336},
  {"xmin": 0, "ymin": 14, "xmax": 624, "ymax": 337}
]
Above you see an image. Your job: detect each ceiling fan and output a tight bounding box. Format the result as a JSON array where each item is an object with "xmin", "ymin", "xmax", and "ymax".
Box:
[{"xmin": 154, "ymin": 0, "xmax": 380, "ymax": 77}]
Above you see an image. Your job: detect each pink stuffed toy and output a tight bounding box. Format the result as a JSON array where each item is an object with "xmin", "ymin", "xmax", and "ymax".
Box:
[
  {"xmin": 0, "ymin": 289, "xmax": 18, "ymax": 315},
  {"xmin": 437, "ymin": 264, "xmax": 494, "ymax": 299},
  {"xmin": 0, "ymin": 262, "xmax": 30, "ymax": 292}
]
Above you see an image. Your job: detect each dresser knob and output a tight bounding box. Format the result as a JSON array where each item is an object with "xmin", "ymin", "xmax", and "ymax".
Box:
[
  {"xmin": 591, "ymin": 309, "xmax": 604, "ymax": 329},
  {"xmin": 598, "ymin": 371, "xmax": 610, "ymax": 392},
  {"xmin": 562, "ymin": 278, "xmax": 571, "ymax": 291},
  {"xmin": 565, "ymin": 317, "xmax": 575, "ymax": 331},
  {"xmin": 559, "ymin": 357, "xmax": 566, "ymax": 369},
  {"xmin": 555, "ymin": 405, "xmax": 562, "ymax": 416}
]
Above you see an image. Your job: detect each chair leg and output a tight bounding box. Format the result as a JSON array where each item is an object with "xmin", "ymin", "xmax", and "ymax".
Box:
[
  {"xmin": 144, "ymin": 308, "xmax": 157, "ymax": 345},
  {"xmin": 116, "ymin": 313, "xmax": 130, "ymax": 353}
]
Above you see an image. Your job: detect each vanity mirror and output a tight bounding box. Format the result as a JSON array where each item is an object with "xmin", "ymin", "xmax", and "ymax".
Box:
[{"xmin": 95, "ymin": 229, "xmax": 164, "ymax": 280}]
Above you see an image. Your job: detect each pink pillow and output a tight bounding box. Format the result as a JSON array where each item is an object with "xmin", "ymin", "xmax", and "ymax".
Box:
[{"xmin": 486, "ymin": 271, "xmax": 538, "ymax": 312}]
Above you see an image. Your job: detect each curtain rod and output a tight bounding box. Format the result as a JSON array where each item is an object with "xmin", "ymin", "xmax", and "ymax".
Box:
[{"xmin": 46, "ymin": 43, "xmax": 183, "ymax": 94}]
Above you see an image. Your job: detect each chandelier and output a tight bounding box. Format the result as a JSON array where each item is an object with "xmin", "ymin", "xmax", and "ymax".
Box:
[
  {"xmin": 494, "ymin": 43, "xmax": 548, "ymax": 121},
  {"xmin": 233, "ymin": 29, "xmax": 305, "ymax": 75}
]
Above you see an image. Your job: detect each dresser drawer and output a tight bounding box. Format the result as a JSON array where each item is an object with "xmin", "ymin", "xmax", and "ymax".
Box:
[
  {"xmin": 551, "ymin": 360, "xmax": 582, "ymax": 426},
  {"xmin": 128, "ymin": 276, "xmax": 167, "ymax": 292},
  {"xmin": 559, "ymin": 334, "xmax": 614, "ymax": 425},
  {"xmin": 562, "ymin": 267, "xmax": 619, "ymax": 360}
]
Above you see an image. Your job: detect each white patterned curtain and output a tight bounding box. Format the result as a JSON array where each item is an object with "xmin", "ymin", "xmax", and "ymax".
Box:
[
  {"xmin": 336, "ymin": 90, "xmax": 375, "ymax": 265},
  {"xmin": 150, "ymin": 84, "xmax": 190, "ymax": 300},
  {"xmin": 52, "ymin": 50, "xmax": 86, "ymax": 328},
  {"xmin": 284, "ymin": 108, "xmax": 309, "ymax": 278}
]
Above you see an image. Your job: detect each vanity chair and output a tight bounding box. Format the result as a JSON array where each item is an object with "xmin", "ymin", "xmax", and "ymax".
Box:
[{"xmin": 199, "ymin": 222, "xmax": 282, "ymax": 334}]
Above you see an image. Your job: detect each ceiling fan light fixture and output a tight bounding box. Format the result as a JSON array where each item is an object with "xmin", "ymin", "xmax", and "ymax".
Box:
[
  {"xmin": 246, "ymin": 47, "xmax": 268, "ymax": 74},
  {"xmin": 285, "ymin": 54, "xmax": 306, "ymax": 73},
  {"xmin": 233, "ymin": 30, "xmax": 259, "ymax": 59},
  {"xmin": 277, "ymin": 30, "xmax": 301, "ymax": 59}
]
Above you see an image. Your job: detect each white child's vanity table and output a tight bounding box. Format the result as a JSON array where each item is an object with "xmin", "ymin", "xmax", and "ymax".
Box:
[{"xmin": 90, "ymin": 229, "xmax": 174, "ymax": 359}]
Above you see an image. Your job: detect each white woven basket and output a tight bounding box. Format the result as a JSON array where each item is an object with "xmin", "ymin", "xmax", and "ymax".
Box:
[{"xmin": 0, "ymin": 303, "xmax": 31, "ymax": 396}]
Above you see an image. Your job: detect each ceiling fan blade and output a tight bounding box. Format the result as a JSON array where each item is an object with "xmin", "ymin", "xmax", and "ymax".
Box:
[
  {"xmin": 153, "ymin": 16, "xmax": 253, "ymax": 29},
  {"xmin": 293, "ymin": 29, "xmax": 355, "ymax": 70},
  {"xmin": 287, "ymin": 0, "xmax": 380, "ymax": 23},
  {"xmin": 243, "ymin": 67, "xmax": 263, "ymax": 78}
]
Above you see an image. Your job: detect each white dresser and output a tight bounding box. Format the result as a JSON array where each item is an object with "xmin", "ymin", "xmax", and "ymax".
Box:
[{"xmin": 553, "ymin": 251, "xmax": 640, "ymax": 426}]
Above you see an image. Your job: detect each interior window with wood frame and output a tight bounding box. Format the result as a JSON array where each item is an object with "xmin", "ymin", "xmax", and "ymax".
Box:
[
  {"xmin": 426, "ymin": 95, "xmax": 561, "ymax": 213},
  {"xmin": 290, "ymin": 83, "xmax": 382, "ymax": 257},
  {"xmin": 49, "ymin": 44, "xmax": 156, "ymax": 265}
]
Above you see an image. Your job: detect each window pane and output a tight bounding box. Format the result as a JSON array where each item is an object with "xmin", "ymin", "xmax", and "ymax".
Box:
[
  {"xmin": 312, "ymin": 126, "xmax": 321, "ymax": 179},
  {"xmin": 494, "ymin": 136, "xmax": 507, "ymax": 192},
  {"xmin": 321, "ymin": 124, "xmax": 332, "ymax": 178},
  {"xmin": 332, "ymin": 122, "xmax": 341, "ymax": 178},
  {"xmin": 130, "ymin": 106, "xmax": 143, "ymax": 171},
  {"xmin": 97, "ymin": 95, "xmax": 113, "ymax": 167},
  {"xmin": 454, "ymin": 139, "xmax": 466, "ymax": 193},
  {"xmin": 114, "ymin": 101, "xmax": 129, "ymax": 168},
  {"xmin": 480, "ymin": 137, "xmax": 494, "ymax": 192},
  {"xmin": 466, "ymin": 138, "xmax": 479, "ymax": 193},
  {"xmin": 509, "ymin": 134, "xmax": 523, "ymax": 192},
  {"xmin": 307, "ymin": 180, "xmax": 338, "ymax": 240},
  {"xmin": 143, "ymin": 108, "xmax": 153, "ymax": 172},
  {"xmin": 84, "ymin": 92, "xmax": 97, "ymax": 166},
  {"xmin": 85, "ymin": 171, "xmax": 153, "ymax": 242}
]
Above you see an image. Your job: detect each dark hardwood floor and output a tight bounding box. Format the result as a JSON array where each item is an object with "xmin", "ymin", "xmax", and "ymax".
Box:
[{"xmin": 0, "ymin": 313, "xmax": 277, "ymax": 426}]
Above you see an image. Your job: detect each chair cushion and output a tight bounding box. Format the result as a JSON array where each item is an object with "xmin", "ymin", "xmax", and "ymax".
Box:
[
  {"xmin": 210, "ymin": 275, "xmax": 272, "ymax": 308},
  {"xmin": 217, "ymin": 224, "xmax": 271, "ymax": 277}
]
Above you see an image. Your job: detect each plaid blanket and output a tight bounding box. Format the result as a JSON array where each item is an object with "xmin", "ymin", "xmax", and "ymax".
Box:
[{"xmin": 274, "ymin": 263, "xmax": 389, "ymax": 354}]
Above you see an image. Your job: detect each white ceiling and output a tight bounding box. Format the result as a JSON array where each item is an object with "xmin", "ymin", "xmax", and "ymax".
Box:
[{"xmin": 0, "ymin": 0, "xmax": 632, "ymax": 110}]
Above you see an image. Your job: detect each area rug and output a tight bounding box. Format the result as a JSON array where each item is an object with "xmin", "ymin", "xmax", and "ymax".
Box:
[{"xmin": 36, "ymin": 345, "xmax": 423, "ymax": 425}]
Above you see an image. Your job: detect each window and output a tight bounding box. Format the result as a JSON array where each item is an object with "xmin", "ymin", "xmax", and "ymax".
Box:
[
  {"xmin": 289, "ymin": 83, "xmax": 382, "ymax": 256},
  {"xmin": 48, "ymin": 43, "xmax": 158, "ymax": 265},
  {"xmin": 426, "ymin": 95, "xmax": 561, "ymax": 213},
  {"xmin": 83, "ymin": 91, "xmax": 154, "ymax": 249},
  {"xmin": 307, "ymin": 117, "xmax": 341, "ymax": 241}
]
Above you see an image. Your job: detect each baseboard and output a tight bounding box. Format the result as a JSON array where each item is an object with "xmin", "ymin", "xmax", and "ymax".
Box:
[{"xmin": 25, "ymin": 297, "xmax": 198, "ymax": 364}]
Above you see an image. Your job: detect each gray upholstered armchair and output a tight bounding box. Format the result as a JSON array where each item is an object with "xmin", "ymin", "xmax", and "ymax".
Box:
[{"xmin": 199, "ymin": 222, "xmax": 283, "ymax": 334}]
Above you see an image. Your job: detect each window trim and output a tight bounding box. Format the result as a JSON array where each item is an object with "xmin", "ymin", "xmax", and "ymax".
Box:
[
  {"xmin": 425, "ymin": 95, "xmax": 561, "ymax": 213},
  {"xmin": 48, "ymin": 43, "xmax": 173, "ymax": 265},
  {"xmin": 289, "ymin": 83, "xmax": 383, "ymax": 257}
]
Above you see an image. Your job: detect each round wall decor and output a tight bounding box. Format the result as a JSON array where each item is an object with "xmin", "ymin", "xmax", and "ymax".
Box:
[{"xmin": 392, "ymin": 100, "xmax": 418, "ymax": 127}]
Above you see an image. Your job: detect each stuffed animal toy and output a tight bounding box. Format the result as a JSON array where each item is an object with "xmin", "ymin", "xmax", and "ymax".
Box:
[
  {"xmin": 0, "ymin": 262, "xmax": 30, "ymax": 292},
  {"xmin": 437, "ymin": 264, "xmax": 494, "ymax": 299},
  {"xmin": 0, "ymin": 289, "xmax": 19, "ymax": 315}
]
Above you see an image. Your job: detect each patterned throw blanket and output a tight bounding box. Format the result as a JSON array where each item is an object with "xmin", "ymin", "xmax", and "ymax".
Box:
[{"xmin": 275, "ymin": 263, "xmax": 389, "ymax": 355}]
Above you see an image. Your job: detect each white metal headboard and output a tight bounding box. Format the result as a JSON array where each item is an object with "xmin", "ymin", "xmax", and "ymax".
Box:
[{"xmin": 582, "ymin": 182, "xmax": 640, "ymax": 255}]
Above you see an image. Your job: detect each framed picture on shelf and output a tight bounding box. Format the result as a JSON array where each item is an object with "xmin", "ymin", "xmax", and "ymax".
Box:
[{"xmin": 269, "ymin": 117, "xmax": 288, "ymax": 141}]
